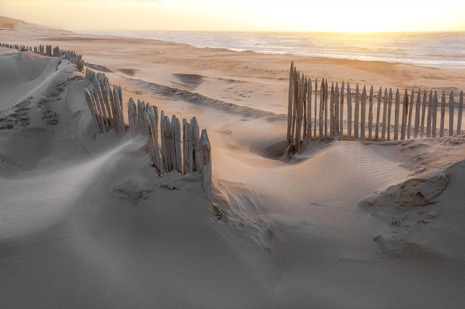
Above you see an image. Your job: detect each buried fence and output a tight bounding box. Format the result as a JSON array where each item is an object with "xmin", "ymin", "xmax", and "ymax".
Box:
[
  {"xmin": 1, "ymin": 42, "xmax": 85, "ymax": 71},
  {"xmin": 287, "ymin": 62, "xmax": 465, "ymax": 152},
  {"xmin": 84, "ymin": 69, "xmax": 212, "ymax": 198}
]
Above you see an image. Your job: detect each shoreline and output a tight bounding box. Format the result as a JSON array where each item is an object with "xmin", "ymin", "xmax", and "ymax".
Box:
[{"xmin": 76, "ymin": 29, "xmax": 465, "ymax": 70}]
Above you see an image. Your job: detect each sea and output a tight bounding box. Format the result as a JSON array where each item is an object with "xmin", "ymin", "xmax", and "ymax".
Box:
[{"xmin": 82, "ymin": 30, "xmax": 465, "ymax": 69}]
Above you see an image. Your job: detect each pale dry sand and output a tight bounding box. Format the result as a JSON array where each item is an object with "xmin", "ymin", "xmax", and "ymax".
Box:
[{"xmin": 1, "ymin": 20, "xmax": 465, "ymax": 308}]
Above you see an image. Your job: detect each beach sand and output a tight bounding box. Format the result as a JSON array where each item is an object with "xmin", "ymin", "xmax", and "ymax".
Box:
[{"xmin": 1, "ymin": 18, "xmax": 465, "ymax": 308}]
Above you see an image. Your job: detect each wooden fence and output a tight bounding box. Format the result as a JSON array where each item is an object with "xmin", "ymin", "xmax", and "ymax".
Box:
[
  {"xmin": 287, "ymin": 62, "xmax": 465, "ymax": 151},
  {"xmin": 84, "ymin": 69, "xmax": 212, "ymax": 198},
  {"xmin": 1, "ymin": 42, "xmax": 85, "ymax": 71}
]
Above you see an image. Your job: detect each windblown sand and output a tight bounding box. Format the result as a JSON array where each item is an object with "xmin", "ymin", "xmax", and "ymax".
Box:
[{"xmin": 1, "ymin": 20, "xmax": 465, "ymax": 308}]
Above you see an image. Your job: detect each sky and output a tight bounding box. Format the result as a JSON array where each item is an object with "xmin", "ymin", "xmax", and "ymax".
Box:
[{"xmin": 2, "ymin": 0, "xmax": 465, "ymax": 32}]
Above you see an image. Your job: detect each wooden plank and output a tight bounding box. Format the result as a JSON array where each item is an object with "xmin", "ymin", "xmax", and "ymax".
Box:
[
  {"xmin": 295, "ymin": 74, "xmax": 304, "ymax": 151},
  {"xmin": 290, "ymin": 69, "xmax": 298, "ymax": 148},
  {"xmin": 347, "ymin": 83, "xmax": 352, "ymax": 141},
  {"xmin": 183, "ymin": 119, "xmax": 190, "ymax": 174},
  {"xmin": 319, "ymin": 79, "xmax": 324, "ymax": 141},
  {"xmin": 335, "ymin": 82, "xmax": 340, "ymax": 136},
  {"xmin": 420, "ymin": 90, "xmax": 427, "ymax": 138},
  {"xmin": 375, "ymin": 87, "xmax": 382, "ymax": 141},
  {"xmin": 330, "ymin": 82, "xmax": 335, "ymax": 139},
  {"xmin": 449, "ymin": 91, "xmax": 454, "ymax": 136},
  {"xmin": 458, "ymin": 91, "xmax": 464, "ymax": 135},
  {"xmin": 314, "ymin": 78, "xmax": 318, "ymax": 140},
  {"xmin": 400, "ymin": 89, "xmax": 408, "ymax": 140},
  {"xmin": 325, "ymin": 79, "xmax": 329, "ymax": 140},
  {"xmin": 287, "ymin": 62, "xmax": 294, "ymax": 145},
  {"xmin": 381, "ymin": 88, "xmax": 388, "ymax": 141},
  {"xmin": 414, "ymin": 89, "xmax": 421, "ymax": 138},
  {"xmin": 308, "ymin": 78, "xmax": 312, "ymax": 140},
  {"xmin": 368, "ymin": 86, "xmax": 373, "ymax": 141},
  {"xmin": 394, "ymin": 89, "xmax": 400, "ymax": 140},
  {"xmin": 354, "ymin": 84, "xmax": 360, "ymax": 140},
  {"xmin": 387, "ymin": 89, "xmax": 393, "ymax": 141},
  {"xmin": 426, "ymin": 91, "xmax": 433, "ymax": 138},
  {"xmin": 303, "ymin": 77, "xmax": 308, "ymax": 139},
  {"xmin": 340, "ymin": 81, "xmax": 345, "ymax": 140},
  {"xmin": 440, "ymin": 90, "xmax": 446, "ymax": 137},
  {"xmin": 200, "ymin": 129, "xmax": 212, "ymax": 199},
  {"xmin": 407, "ymin": 89, "xmax": 414, "ymax": 139},
  {"xmin": 431, "ymin": 91, "xmax": 440, "ymax": 138},
  {"xmin": 361, "ymin": 86, "xmax": 367, "ymax": 140}
]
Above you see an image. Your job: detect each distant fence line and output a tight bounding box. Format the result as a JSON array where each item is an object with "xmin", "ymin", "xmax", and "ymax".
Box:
[
  {"xmin": 1, "ymin": 42, "xmax": 85, "ymax": 71},
  {"xmin": 84, "ymin": 69, "xmax": 212, "ymax": 198},
  {"xmin": 287, "ymin": 62, "xmax": 464, "ymax": 152}
]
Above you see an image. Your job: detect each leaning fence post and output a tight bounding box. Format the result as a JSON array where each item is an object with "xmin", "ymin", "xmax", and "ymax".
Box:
[
  {"xmin": 287, "ymin": 62, "xmax": 294, "ymax": 145},
  {"xmin": 200, "ymin": 129, "xmax": 212, "ymax": 200}
]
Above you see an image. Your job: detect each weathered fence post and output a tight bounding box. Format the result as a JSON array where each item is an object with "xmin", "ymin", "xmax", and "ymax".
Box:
[
  {"xmin": 361, "ymin": 86, "xmax": 367, "ymax": 140},
  {"xmin": 400, "ymin": 89, "xmax": 408, "ymax": 140},
  {"xmin": 449, "ymin": 91, "xmax": 454, "ymax": 136},
  {"xmin": 407, "ymin": 89, "xmax": 414, "ymax": 139},
  {"xmin": 375, "ymin": 87, "xmax": 382, "ymax": 141},
  {"xmin": 394, "ymin": 89, "xmax": 400, "ymax": 141},
  {"xmin": 440, "ymin": 91, "xmax": 446, "ymax": 137},
  {"xmin": 458, "ymin": 91, "xmax": 464, "ymax": 135},
  {"xmin": 354, "ymin": 84, "xmax": 360, "ymax": 140},
  {"xmin": 414, "ymin": 89, "xmax": 421, "ymax": 138},
  {"xmin": 368, "ymin": 86, "xmax": 374, "ymax": 141},
  {"xmin": 347, "ymin": 83, "xmax": 352, "ymax": 141}
]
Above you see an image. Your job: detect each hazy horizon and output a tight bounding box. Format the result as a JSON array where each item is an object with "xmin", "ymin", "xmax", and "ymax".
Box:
[{"xmin": 2, "ymin": 0, "xmax": 465, "ymax": 33}]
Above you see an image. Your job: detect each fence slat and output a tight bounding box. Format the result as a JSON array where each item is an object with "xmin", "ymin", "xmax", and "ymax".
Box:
[
  {"xmin": 449, "ymin": 91, "xmax": 454, "ymax": 136},
  {"xmin": 440, "ymin": 90, "xmax": 446, "ymax": 137},
  {"xmin": 347, "ymin": 83, "xmax": 352, "ymax": 141},
  {"xmin": 394, "ymin": 89, "xmax": 400, "ymax": 141},
  {"xmin": 426, "ymin": 91, "xmax": 433, "ymax": 138},
  {"xmin": 387, "ymin": 89, "xmax": 393, "ymax": 141},
  {"xmin": 458, "ymin": 91, "xmax": 463, "ymax": 135},
  {"xmin": 381, "ymin": 88, "xmax": 388, "ymax": 141},
  {"xmin": 335, "ymin": 82, "xmax": 340, "ymax": 136},
  {"xmin": 287, "ymin": 62, "xmax": 294, "ymax": 144},
  {"xmin": 314, "ymin": 78, "xmax": 318, "ymax": 140},
  {"xmin": 330, "ymin": 82, "xmax": 335, "ymax": 139},
  {"xmin": 432, "ymin": 91, "xmax": 440, "ymax": 138},
  {"xmin": 407, "ymin": 89, "xmax": 414, "ymax": 139},
  {"xmin": 340, "ymin": 81, "xmax": 345, "ymax": 140},
  {"xmin": 375, "ymin": 87, "xmax": 382, "ymax": 141},
  {"xmin": 354, "ymin": 84, "xmax": 360, "ymax": 140},
  {"xmin": 308, "ymin": 78, "xmax": 313, "ymax": 140},
  {"xmin": 400, "ymin": 89, "xmax": 408, "ymax": 140},
  {"xmin": 361, "ymin": 86, "xmax": 367, "ymax": 140},
  {"xmin": 368, "ymin": 86, "xmax": 374, "ymax": 141},
  {"xmin": 414, "ymin": 89, "xmax": 421, "ymax": 138},
  {"xmin": 319, "ymin": 79, "xmax": 324, "ymax": 141},
  {"xmin": 325, "ymin": 79, "xmax": 329, "ymax": 140}
]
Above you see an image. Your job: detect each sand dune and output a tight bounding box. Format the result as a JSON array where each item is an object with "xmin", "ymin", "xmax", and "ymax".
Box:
[{"xmin": 1, "ymin": 21, "xmax": 465, "ymax": 308}]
